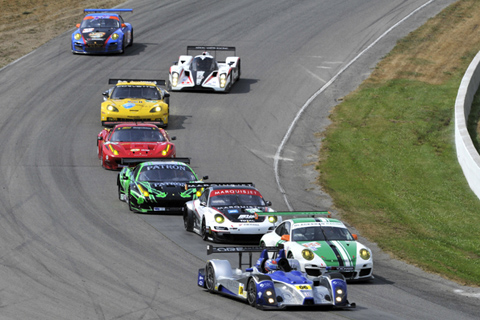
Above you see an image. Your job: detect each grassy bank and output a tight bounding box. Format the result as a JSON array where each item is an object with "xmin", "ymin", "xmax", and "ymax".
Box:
[{"xmin": 317, "ymin": 0, "xmax": 480, "ymax": 285}]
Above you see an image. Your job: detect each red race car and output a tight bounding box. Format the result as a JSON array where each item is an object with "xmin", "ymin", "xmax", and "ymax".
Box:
[{"xmin": 97, "ymin": 123, "xmax": 176, "ymax": 170}]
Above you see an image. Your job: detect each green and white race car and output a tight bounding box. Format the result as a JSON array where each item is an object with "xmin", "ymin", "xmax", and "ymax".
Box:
[
  {"xmin": 259, "ymin": 212, "xmax": 373, "ymax": 281},
  {"xmin": 117, "ymin": 159, "xmax": 207, "ymax": 213}
]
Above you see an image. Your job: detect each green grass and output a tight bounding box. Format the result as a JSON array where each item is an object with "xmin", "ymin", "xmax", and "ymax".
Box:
[{"xmin": 317, "ymin": 16, "xmax": 480, "ymax": 284}]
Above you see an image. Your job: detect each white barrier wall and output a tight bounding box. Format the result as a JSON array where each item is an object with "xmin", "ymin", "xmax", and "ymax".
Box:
[{"xmin": 455, "ymin": 51, "xmax": 480, "ymax": 198}]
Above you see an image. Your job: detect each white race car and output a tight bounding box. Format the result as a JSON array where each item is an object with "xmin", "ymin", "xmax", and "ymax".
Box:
[
  {"xmin": 259, "ymin": 212, "xmax": 373, "ymax": 281},
  {"xmin": 168, "ymin": 46, "xmax": 240, "ymax": 93},
  {"xmin": 184, "ymin": 183, "xmax": 280, "ymax": 242}
]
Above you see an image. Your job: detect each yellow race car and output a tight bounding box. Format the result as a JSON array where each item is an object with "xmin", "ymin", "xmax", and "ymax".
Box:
[{"xmin": 101, "ymin": 79, "xmax": 170, "ymax": 127}]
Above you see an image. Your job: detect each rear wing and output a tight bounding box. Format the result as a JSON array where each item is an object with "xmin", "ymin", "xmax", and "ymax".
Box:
[
  {"xmin": 255, "ymin": 211, "xmax": 331, "ymax": 217},
  {"xmin": 185, "ymin": 182, "xmax": 254, "ymax": 189},
  {"xmin": 84, "ymin": 9, "xmax": 133, "ymax": 13},
  {"xmin": 135, "ymin": 157, "xmax": 191, "ymax": 165},
  {"xmin": 187, "ymin": 46, "xmax": 236, "ymax": 62},
  {"xmin": 120, "ymin": 157, "xmax": 190, "ymax": 165},
  {"xmin": 108, "ymin": 79, "xmax": 166, "ymax": 86},
  {"xmin": 207, "ymin": 245, "xmax": 281, "ymax": 269},
  {"xmin": 102, "ymin": 121, "xmax": 166, "ymax": 128}
]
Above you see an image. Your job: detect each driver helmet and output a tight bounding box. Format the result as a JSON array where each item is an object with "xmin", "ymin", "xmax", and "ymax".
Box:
[{"xmin": 264, "ymin": 259, "xmax": 278, "ymax": 272}]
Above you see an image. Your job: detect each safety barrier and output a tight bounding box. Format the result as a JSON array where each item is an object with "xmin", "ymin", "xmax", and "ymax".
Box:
[{"xmin": 455, "ymin": 51, "xmax": 480, "ymax": 199}]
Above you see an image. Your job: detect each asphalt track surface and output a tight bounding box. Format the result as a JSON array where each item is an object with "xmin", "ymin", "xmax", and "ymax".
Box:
[{"xmin": 0, "ymin": 0, "xmax": 478, "ymax": 319}]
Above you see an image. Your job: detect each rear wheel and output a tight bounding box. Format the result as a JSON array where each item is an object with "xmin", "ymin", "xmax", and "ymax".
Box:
[
  {"xmin": 247, "ymin": 278, "xmax": 257, "ymax": 307},
  {"xmin": 205, "ymin": 262, "xmax": 216, "ymax": 292}
]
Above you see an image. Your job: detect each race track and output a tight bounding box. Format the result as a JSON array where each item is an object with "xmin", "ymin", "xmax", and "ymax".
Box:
[{"xmin": 0, "ymin": 0, "xmax": 478, "ymax": 319}]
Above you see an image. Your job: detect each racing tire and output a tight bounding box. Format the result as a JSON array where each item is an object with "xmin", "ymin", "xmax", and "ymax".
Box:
[
  {"xmin": 246, "ymin": 278, "xmax": 257, "ymax": 307},
  {"xmin": 205, "ymin": 262, "xmax": 216, "ymax": 293},
  {"xmin": 201, "ymin": 219, "xmax": 208, "ymax": 241},
  {"xmin": 237, "ymin": 61, "xmax": 241, "ymax": 80},
  {"xmin": 128, "ymin": 30, "xmax": 134, "ymax": 47},
  {"xmin": 118, "ymin": 184, "xmax": 125, "ymax": 202},
  {"xmin": 127, "ymin": 187, "xmax": 135, "ymax": 212},
  {"xmin": 183, "ymin": 207, "xmax": 194, "ymax": 232}
]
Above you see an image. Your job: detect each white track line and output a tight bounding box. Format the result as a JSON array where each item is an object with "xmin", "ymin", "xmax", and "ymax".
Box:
[{"xmin": 274, "ymin": 0, "xmax": 436, "ymax": 210}]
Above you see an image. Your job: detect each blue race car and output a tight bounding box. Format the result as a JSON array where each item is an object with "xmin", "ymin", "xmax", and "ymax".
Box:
[
  {"xmin": 72, "ymin": 9, "xmax": 133, "ymax": 54},
  {"xmin": 198, "ymin": 245, "xmax": 356, "ymax": 310}
]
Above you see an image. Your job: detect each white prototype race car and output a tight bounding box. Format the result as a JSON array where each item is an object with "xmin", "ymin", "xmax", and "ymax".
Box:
[
  {"xmin": 168, "ymin": 46, "xmax": 240, "ymax": 93},
  {"xmin": 259, "ymin": 212, "xmax": 373, "ymax": 281},
  {"xmin": 184, "ymin": 183, "xmax": 280, "ymax": 242}
]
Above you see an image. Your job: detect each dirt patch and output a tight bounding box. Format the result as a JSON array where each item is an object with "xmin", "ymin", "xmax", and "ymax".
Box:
[{"xmin": 0, "ymin": 0, "xmax": 125, "ymax": 68}]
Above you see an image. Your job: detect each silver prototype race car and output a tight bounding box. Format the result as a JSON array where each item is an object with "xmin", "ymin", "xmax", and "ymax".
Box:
[
  {"xmin": 168, "ymin": 46, "xmax": 240, "ymax": 93},
  {"xmin": 198, "ymin": 245, "xmax": 356, "ymax": 310}
]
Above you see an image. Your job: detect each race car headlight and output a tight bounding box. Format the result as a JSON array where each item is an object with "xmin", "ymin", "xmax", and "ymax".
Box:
[
  {"xmin": 301, "ymin": 249, "xmax": 315, "ymax": 261},
  {"xmin": 108, "ymin": 144, "xmax": 119, "ymax": 155},
  {"xmin": 161, "ymin": 145, "xmax": 171, "ymax": 156},
  {"xmin": 336, "ymin": 288, "xmax": 344, "ymax": 295},
  {"xmin": 214, "ymin": 214, "xmax": 225, "ymax": 224},
  {"xmin": 106, "ymin": 105, "xmax": 119, "ymax": 112},
  {"xmin": 219, "ymin": 73, "xmax": 227, "ymax": 88},
  {"xmin": 171, "ymin": 73, "xmax": 179, "ymax": 87},
  {"xmin": 268, "ymin": 216, "xmax": 277, "ymax": 223},
  {"xmin": 111, "ymin": 33, "xmax": 119, "ymax": 40},
  {"xmin": 265, "ymin": 289, "xmax": 275, "ymax": 304},
  {"xmin": 74, "ymin": 33, "xmax": 82, "ymax": 40},
  {"xmin": 359, "ymin": 248, "xmax": 371, "ymax": 260},
  {"xmin": 150, "ymin": 105, "xmax": 162, "ymax": 113},
  {"xmin": 137, "ymin": 184, "xmax": 149, "ymax": 197}
]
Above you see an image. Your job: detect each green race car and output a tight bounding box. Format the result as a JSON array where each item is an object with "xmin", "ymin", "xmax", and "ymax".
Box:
[{"xmin": 117, "ymin": 159, "xmax": 207, "ymax": 213}]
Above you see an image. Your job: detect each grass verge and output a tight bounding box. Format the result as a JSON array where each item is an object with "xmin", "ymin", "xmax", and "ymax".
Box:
[{"xmin": 317, "ymin": 0, "xmax": 480, "ymax": 286}]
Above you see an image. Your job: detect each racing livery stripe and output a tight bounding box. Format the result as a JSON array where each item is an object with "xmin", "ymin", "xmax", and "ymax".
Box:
[
  {"xmin": 325, "ymin": 240, "xmax": 345, "ymax": 266},
  {"xmin": 330, "ymin": 241, "xmax": 355, "ymax": 267}
]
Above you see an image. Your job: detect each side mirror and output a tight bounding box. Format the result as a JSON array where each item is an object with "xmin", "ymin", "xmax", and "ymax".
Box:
[
  {"xmin": 265, "ymin": 200, "xmax": 272, "ymax": 206},
  {"xmin": 171, "ymin": 136, "xmax": 176, "ymax": 140},
  {"xmin": 121, "ymin": 23, "xmax": 126, "ymax": 28},
  {"xmin": 97, "ymin": 136, "xmax": 103, "ymax": 141},
  {"xmin": 203, "ymin": 175, "xmax": 209, "ymax": 180},
  {"xmin": 200, "ymin": 202, "xmax": 207, "ymax": 207},
  {"xmin": 352, "ymin": 234, "xmax": 358, "ymax": 240},
  {"xmin": 281, "ymin": 234, "xmax": 290, "ymax": 241},
  {"xmin": 102, "ymin": 91, "xmax": 109, "ymax": 97},
  {"xmin": 164, "ymin": 92, "xmax": 170, "ymax": 98},
  {"xmin": 76, "ymin": 23, "xmax": 80, "ymax": 28}
]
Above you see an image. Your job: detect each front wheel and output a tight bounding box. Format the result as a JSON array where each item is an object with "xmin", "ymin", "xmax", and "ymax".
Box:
[
  {"xmin": 118, "ymin": 184, "xmax": 125, "ymax": 201},
  {"xmin": 201, "ymin": 219, "xmax": 208, "ymax": 241},
  {"xmin": 205, "ymin": 262, "xmax": 216, "ymax": 293},
  {"xmin": 247, "ymin": 278, "xmax": 257, "ymax": 307},
  {"xmin": 184, "ymin": 207, "xmax": 193, "ymax": 232}
]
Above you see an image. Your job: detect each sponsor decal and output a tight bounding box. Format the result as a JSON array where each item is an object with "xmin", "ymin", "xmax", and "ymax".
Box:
[
  {"xmin": 237, "ymin": 214, "xmax": 255, "ymax": 220},
  {"xmin": 83, "ymin": 28, "xmax": 94, "ymax": 33},
  {"xmin": 302, "ymin": 242, "xmax": 322, "ymax": 250},
  {"xmin": 123, "ymin": 102, "xmax": 136, "ymax": 109},
  {"xmin": 211, "ymin": 189, "xmax": 261, "ymax": 197},
  {"xmin": 296, "ymin": 285, "xmax": 312, "ymax": 290},
  {"xmin": 228, "ymin": 209, "xmax": 239, "ymax": 214},
  {"xmin": 146, "ymin": 164, "xmax": 187, "ymax": 171}
]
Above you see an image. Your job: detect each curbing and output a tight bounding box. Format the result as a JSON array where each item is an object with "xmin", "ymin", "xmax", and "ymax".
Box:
[{"xmin": 455, "ymin": 51, "xmax": 480, "ymax": 199}]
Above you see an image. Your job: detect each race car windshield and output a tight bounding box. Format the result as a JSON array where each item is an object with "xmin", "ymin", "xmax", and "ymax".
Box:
[
  {"xmin": 210, "ymin": 194, "xmax": 265, "ymax": 207},
  {"xmin": 292, "ymin": 226, "xmax": 354, "ymax": 242},
  {"xmin": 81, "ymin": 18, "xmax": 120, "ymax": 29},
  {"xmin": 110, "ymin": 128, "xmax": 166, "ymax": 142},
  {"xmin": 191, "ymin": 57, "xmax": 215, "ymax": 72},
  {"xmin": 111, "ymin": 86, "xmax": 161, "ymax": 100},
  {"xmin": 138, "ymin": 166, "xmax": 196, "ymax": 182}
]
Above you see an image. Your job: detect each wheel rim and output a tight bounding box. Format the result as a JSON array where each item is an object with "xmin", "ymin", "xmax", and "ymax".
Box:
[
  {"xmin": 205, "ymin": 263, "xmax": 215, "ymax": 291},
  {"xmin": 201, "ymin": 220, "xmax": 207, "ymax": 239},
  {"xmin": 247, "ymin": 278, "xmax": 256, "ymax": 306}
]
